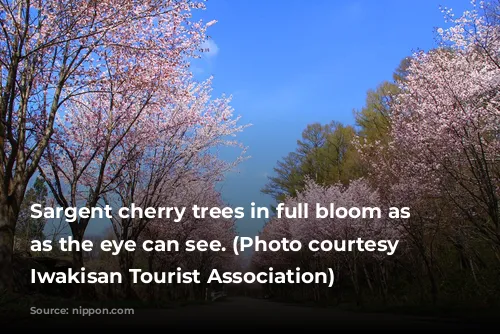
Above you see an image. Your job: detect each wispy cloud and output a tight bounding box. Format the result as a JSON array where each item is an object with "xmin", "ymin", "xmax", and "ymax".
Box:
[
  {"xmin": 190, "ymin": 39, "xmax": 219, "ymax": 78},
  {"xmin": 201, "ymin": 39, "xmax": 219, "ymax": 58},
  {"xmin": 191, "ymin": 65, "xmax": 205, "ymax": 75}
]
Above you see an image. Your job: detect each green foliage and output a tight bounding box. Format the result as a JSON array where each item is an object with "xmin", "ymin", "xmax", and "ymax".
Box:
[
  {"xmin": 261, "ymin": 150, "xmax": 304, "ymax": 203},
  {"xmin": 263, "ymin": 58, "xmax": 409, "ymax": 203},
  {"xmin": 354, "ymin": 57, "xmax": 409, "ymax": 147},
  {"xmin": 354, "ymin": 81, "xmax": 396, "ymax": 144},
  {"xmin": 262, "ymin": 122, "xmax": 362, "ymax": 202}
]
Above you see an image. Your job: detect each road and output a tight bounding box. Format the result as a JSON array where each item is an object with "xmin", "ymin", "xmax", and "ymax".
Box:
[{"xmin": 5, "ymin": 297, "xmax": 486, "ymax": 329}]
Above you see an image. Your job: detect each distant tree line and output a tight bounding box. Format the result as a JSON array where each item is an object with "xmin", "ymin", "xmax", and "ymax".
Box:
[{"xmin": 253, "ymin": 1, "xmax": 500, "ymax": 309}]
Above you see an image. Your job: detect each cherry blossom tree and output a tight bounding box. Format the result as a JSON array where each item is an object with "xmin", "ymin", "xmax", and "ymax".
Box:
[
  {"xmin": 141, "ymin": 178, "xmax": 237, "ymax": 301},
  {"xmin": 104, "ymin": 77, "xmax": 247, "ymax": 297},
  {"xmin": 355, "ymin": 1, "xmax": 500, "ymax": 304},
  {"xmin": 389, "ymin": 3, "xmax": 499, "ymax": 248},
  {"xmin": 39, "ymin": 50, "xmax": 206, "ymax": 269},
  {"xmin": 0, "ymin": 0, "xmax": 210, "ymax": 290},
  {"xmin": 253, "ymin": 177, "xmax": 399, "ymax": 304}
]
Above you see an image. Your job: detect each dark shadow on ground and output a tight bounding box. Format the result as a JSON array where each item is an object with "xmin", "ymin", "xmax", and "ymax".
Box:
[{"xmin": 2, "ymin": 296, "xmax": 491, "ymax": 330}]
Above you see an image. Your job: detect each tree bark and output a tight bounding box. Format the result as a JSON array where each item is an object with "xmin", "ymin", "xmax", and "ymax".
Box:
[
  {"xmin": 0, "ymin": 199, "xmax": 21, "ymax": 291},
  {"xmin": 148, "ymin": 251, "xmax": 156, "ymax": 301},
  {"xmin": 119, "ymin": 250, "xmax": 138, "ymax": 299},
  {"xmin": 69, "ymin": 224, "xmax": 85, "ymax": 269}
]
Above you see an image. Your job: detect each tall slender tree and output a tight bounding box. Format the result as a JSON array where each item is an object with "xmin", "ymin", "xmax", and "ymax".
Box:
[{"xmin": 0, "ymin": 0, "xmax": 210, "ymax": 291}]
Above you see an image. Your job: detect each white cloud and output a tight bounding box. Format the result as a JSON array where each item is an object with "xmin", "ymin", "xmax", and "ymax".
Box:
[
  {"xmin": 201, "ymin": 39, "xmax": 219, "ymax": 58},
  {"xmin": 191, "ymin": 65, "xmax": 205, "ymax": 75}
]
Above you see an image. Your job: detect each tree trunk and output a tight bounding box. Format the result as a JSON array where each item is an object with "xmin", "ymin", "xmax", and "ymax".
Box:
[
  {"xmin": 378, "ymin": 262, "xmax": 388, "ymax": 305},
  {"xmin": 363, "ymin": 263, "xmax": 374, "ymax": 294},
  {"xmin": 417, "ymin": 243, "xmax": 438, "ymax": 305},
  {"xmin": 70, "ymin": 225, "xmax": 85, "ymax": 269},
  {"xmin": 72, "ymin": 248, "xmax": 84, "ymax": 269},
  {"xmin": 423, "ymin": 257, "xmax": 438, "ymax": 306},
  {"xmin": 148, "ymin": 251, "xmax": 156, "ymax": 301},
  {"xmin": 0, "ymin": 199, "xmax": 21, "ymax": 292},
  {"xmin": 347, "ymin": 254, "xmax": 363, "ymax": 307},
  {"xmin": 119, "ymin": 250, "xmax": 138, "ymax": 299},
  {"xmin": 66, "ymin": 222, "xmax": 89, "ymax": 298}
]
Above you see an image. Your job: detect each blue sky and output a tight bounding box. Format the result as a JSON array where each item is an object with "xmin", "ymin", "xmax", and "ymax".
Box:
[
  {"xmin": 83, "ymin": 0, "xmax": 472, "ymax": 238},
  {"xmin": 187, "ymin": 0, "xmax": 472, "ymax": 238}
]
